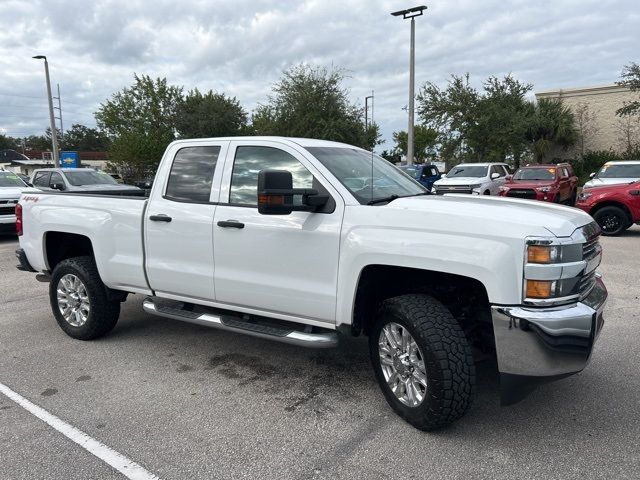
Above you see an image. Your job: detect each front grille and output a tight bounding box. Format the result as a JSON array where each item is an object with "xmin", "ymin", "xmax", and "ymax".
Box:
[
  {"xmin": 582, "ymin": 238, "xmax": 599, "ymax": 260},
  {"xmin": 506, "ymin": 189, "xmax": 536, "ymax": 199},
  {"xmin": 436, "ymin": 185, "xmax": 472, "ymax": 195},
  {"xmin": 578, "ymin": 271, "xmax": 597, "ymax": 298}
]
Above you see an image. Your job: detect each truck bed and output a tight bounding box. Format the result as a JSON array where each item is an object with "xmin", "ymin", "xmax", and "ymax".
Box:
[{"xmin": 19, "ymin": 191, "xmax": 151, "ymax": 294}]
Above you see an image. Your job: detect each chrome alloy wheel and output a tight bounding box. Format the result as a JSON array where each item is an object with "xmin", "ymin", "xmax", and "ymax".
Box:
[
  {"xmin": 56, "ymin": 274, "xmax": 90, "ymax": 327},
  {"xmin": 378, "ymin": 322, "xmax": 427, "ymax": 407}
]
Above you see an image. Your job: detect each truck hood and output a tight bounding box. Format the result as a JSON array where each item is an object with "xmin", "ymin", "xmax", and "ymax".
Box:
[
  {"xmin": 504, "ymin": 180, "xmax": 553, "ymax": 189},
  {"xmin": 387, "ymin": 194, "xmax": 592, "ymax": 237},
  {"xmin": 434, "ymin": 177, "xmax": 485, "ymax": 186},
  {"xmin": 0, "ymin": 186, "xmax": 28, "ymax": 199},
  {"xmin": 583, "ymin": 177, "xmax": 639, "ymax": 189}
]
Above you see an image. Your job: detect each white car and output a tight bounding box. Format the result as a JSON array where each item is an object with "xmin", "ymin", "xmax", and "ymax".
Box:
[
  {"xmin": 16, "ymin": 137, "xmax": 607, "ymax": 430},
  {"xmin": 433, "ymin": 162, "xmax": 510, "ymax": 195},
  {"xmin": 583, "ymin": 160, "xmax": 640, "ymax": 189},
  {"xmin": 0, "ymin": 171, "xmax": 30, "ymax": 235}
]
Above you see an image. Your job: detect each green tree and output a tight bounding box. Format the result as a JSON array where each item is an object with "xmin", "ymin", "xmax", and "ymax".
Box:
[
  {"xmin": 0, "ymin": 134, "xmax": 17, "ymax": 150},
  {"xmin": 527, "ymin": 98, "xmax": 577, "ymax": 162},
  {"xmin": 616, "ymin": 62, "xmax": 640, "ymax": 117},
  {"xmin": 392, "ymin": 126, "xmax": 438, "ymax": 163},
  {"xmin": 24, "ymin": 134, "xmax": 51, "ymax": 151},
  {"xmin": 61, "ymin": 124, "xmax": 110, "ymax": 151},
  {"xmin": 176, "ymin": 89, "xmax": 247, "ymax": 138},
  {"xmin": 417, "ymin": 73, "xmax": 533, "ymax": 165},
  {"xmin": 95, "ymin": 74, "xmax": 183, "ymax": 178},
  {"xmin": 252, "ymin": 64, "xmax": 380, "ymax": 150}
]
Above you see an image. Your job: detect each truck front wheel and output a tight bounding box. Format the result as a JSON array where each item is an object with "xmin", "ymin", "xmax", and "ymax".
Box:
[
  {"xmin": 49, "ymin": 256, "xmax": 120, "ymax": 340},
  {"xmin": 369, "ymin": 294, "xmax": 475, "ymax": 430}
]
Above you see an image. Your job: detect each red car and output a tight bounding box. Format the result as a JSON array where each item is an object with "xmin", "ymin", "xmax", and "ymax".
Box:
[
  {"xmin": 575, "ymin": 180, "xmax": 640, "ymax": 236},
  {"xmin": 499, "ymin": 164, "xmax": 578, "ymax": 204}
]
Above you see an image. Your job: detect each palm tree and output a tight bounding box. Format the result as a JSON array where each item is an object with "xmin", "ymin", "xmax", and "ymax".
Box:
[{"xmin": 527, "ymin": 98, "xmax": 577, "ymax": 162}]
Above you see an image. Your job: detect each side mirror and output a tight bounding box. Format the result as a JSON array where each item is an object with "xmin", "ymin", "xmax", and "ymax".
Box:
[
  {"xmin": 491, "ymin": 172, "xmax": 500, "ymax": 180},
  {"xmin": 51, "ymin": 183, "xmax": 64, "ymax": 191},
  {"xmin": 257, "ymin": 169, "xmax": 328, "ymax": 215},
  {"xmin": 589, "ymin": 172, "xmax": 596, "ymax": 178},
  {"xmin": 505, "ymin": 175, "xmax": 513, "ymax": 182}
]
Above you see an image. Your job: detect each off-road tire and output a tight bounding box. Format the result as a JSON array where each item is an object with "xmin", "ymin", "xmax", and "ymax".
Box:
[
  {"xmin": 49, "ymin": 256, "xmax": 120, "ymax": 340},
  {"xmin": 593, "ymin": 206, "xmax": 629, "ymax": 236},
  {"xmin": 369, "ymin": 294, "xmax": 475, "ymax": 431}
]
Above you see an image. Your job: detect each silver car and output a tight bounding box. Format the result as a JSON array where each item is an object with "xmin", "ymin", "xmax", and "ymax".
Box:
[
  {"xmin": 583, "ymin": 160, "xmax": 640, "ymax": 189},
  {"xmin": 30, "ymin": 168, "xmax": 143, "ymax": 195}
]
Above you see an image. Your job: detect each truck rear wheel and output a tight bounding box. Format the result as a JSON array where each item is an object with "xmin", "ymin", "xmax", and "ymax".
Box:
[
  {"xmin": 49, "ymin": 256, "xmax": 120, "ymax": 340},
  {"xmin": 369, "ymin": 294, "xmax": 475, "ymax": 431}
]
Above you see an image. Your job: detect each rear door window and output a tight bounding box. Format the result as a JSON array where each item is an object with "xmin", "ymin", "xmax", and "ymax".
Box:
[{"xmin": 165, "ymin": 146, "xmax": 221, "ymax": 203}]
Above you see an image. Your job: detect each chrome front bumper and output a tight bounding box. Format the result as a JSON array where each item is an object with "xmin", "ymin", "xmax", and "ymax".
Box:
[{"xmin": 492, "ymin": 275, "xmax": 607, "ymax": 404}]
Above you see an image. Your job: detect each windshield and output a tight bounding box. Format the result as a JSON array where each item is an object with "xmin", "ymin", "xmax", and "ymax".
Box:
[
  {"xmin": 305, "ymin": 147, "xmax": 426, "ymax": 204},
  {"xmin": 399, "ymin": 166, "xmax": 421, "ymax": 179},
  {"xmin": 0, "ymin": 172, "xmax": 27, "ymax": 187},
  {"xmin": 64, "ymin": 170, "xmax": 118, "ymax": 186},
  {"xmin": 596, "ymin": 163, "xmax": 640, "ymax": 179},
  {"xmin": 513, "ymin": 168, "xmax": 556, "ymax": 181},
  {"xmin": 447, "ymin": 165, "xmax": 488, "ymax": 178}
]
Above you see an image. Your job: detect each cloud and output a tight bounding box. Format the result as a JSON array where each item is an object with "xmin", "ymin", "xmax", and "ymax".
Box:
[{"xmin": 0, "ymin": 0, "xmax": 638, "ymax": 148}]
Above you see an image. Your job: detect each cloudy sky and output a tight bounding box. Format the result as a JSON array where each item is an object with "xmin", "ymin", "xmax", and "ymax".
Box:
[{"xmin": 0, "ymin": 0, "xmax": 638, "ymax": 149}]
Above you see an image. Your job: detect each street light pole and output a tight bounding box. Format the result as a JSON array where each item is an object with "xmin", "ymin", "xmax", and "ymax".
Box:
[
  {"xmin": 32, "ymin": 55, "xmax": 59, "ymax": 167},
  {"xmin": 391, "ymin": 5, "xmax": 427, "ymax": 165}
]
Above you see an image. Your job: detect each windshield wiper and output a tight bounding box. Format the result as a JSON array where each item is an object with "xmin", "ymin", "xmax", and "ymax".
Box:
[
  {"xmin": 367, "ymin": 192, "xmax": 429, "ymax": 205},
  {"xmin": 367, "ymin": 194, "xmax": 399, "ymax": 205}
]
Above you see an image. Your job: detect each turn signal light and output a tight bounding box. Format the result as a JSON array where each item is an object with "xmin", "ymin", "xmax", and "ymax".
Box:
[
  {"xmin": 526, "ymin": 280, "xmax": 554, "ymax": 299},
  {"xmin": 258, "ymin": 194, "xmax": 284, "ymax": 205},
  {"xmin": 527, "ymin": 245, "xmax": 556, "ymax": 264}
]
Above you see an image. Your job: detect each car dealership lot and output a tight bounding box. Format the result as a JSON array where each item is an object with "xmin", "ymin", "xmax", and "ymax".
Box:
[{"xmin": 1, "ymin": 229, "xmax": 639, "ymax": 480}]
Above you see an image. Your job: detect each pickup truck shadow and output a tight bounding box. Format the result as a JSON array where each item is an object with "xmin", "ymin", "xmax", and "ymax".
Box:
[{"xmin": 109, "ymin": 295, "xmax": 620, "ymax": 442}]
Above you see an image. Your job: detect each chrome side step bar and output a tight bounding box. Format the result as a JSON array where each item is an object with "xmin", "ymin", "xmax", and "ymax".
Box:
[{"xmin": 142, "ymin": 297, "xmax": 338, "ymax": 349}]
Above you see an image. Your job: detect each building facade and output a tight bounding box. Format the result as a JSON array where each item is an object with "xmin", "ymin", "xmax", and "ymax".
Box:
[{"xmin": 535, "ymin": 84, "xmax": 639, "ymax": 160}]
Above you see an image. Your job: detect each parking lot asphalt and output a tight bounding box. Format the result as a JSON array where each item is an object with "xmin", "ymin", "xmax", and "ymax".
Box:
[{"xmin": 1, "ymin": 228, "xmax": 640, "ymax": 480}]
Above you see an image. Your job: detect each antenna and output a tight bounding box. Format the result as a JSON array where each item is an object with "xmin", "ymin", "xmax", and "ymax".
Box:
[{"xmin": 367, "ymin": 90, "xmax": 375, "ymax": 204}]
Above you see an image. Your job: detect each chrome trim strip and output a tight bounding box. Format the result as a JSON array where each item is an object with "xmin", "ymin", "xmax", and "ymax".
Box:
[{"xmin": 143, "ymin": 298, "xmax": 338, "ymax": 349}]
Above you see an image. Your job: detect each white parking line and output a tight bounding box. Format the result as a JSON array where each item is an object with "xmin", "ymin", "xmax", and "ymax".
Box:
[{"xmin": 0, "ymin": 381, "xmax": 160, "ymax": 480}]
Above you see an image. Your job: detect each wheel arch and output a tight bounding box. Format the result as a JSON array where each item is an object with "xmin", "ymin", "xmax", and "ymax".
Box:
[
  {"xmin": 349, "ymin": 264, "xmax": 495, "ymax": 353},
  {"xmin": 44, "ymin": 231, "xmax": 95, "ymax": 271}
]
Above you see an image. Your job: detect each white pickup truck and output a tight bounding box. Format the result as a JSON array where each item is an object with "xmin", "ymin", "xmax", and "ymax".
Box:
[{"xmin": 16, "ymin": 137, "xmax": 607, "ymax": 430}]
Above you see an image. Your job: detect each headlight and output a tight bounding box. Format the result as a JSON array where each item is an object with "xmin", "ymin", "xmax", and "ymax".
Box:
[
  {"xmin": 527, "ymin": 244, "xmax": 560, "ymax": 263},
  {"xmin": 577, "ymin": 191, "xmax": 592, "ymax": 201},
  {"xmin": 499, "ymin": 185, "xmax": 509, "ymax": 192},
  {"xmin": 470, "ymin": 184, "xmax": 482, "ymax": 190},
  {"xmin": 536, "ymin": 186, "xmax": 552, "ymax": 192}
]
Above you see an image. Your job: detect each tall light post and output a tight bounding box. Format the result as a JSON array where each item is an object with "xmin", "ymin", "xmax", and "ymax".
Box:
[
  {"xmin": 32, "ymin": 55, "xmax": 59, "ymax": 167},
  {"xmin": 391, "ymin": 5, "xmax": 427, "ymax": 165}
]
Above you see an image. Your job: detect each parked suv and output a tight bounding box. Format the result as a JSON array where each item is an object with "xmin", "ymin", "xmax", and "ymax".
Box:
[
  {"xmin": 0, "ymin": 171, "xmax": 30, "ymax": 234},
  {"xmin": 499, "ymin": 163, "xmax": 578, "ymax": 204},
  {"xmin": 433, "ymin": 163, "xmax": 510, "ymax": 195},
  {"xmin": 575, "ymin": 180, "xmax": 640, "ymax": 235},
  {"xmin": 399, "ymin": 164, "xmax": 441, "ymax": 190},
  {"xmin": 31, "ymin": 168, "xmax": 143, "ymax": 195},
  {"xmin": 584, "ymin": 160, "xmax": 640, "ymax": 189}
]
